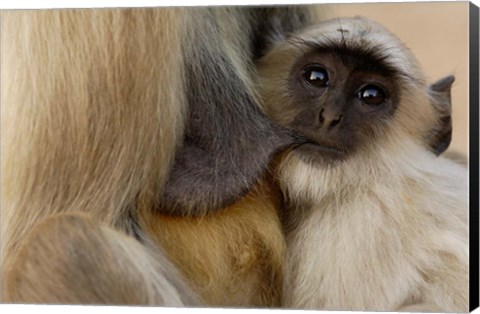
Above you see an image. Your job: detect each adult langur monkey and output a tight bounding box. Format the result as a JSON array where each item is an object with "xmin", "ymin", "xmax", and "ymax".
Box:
[
  {"xmin": 256, "ymin": 17, "xmax": 468, "ymax": 312},
  {"xmin": 1, "ymin": 7, "xmax": 322, "ymax": 306}
]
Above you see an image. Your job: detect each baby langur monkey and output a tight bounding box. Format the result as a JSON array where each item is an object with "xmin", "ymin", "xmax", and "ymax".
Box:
[{"xmin": 257, "ymin": 17, "xmax": 468, "ymax": 312}]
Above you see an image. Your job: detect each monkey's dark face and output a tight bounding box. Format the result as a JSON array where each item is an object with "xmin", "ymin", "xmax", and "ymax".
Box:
[
  {"xmin": 285, "ymin": 49, "xmax": 400, "ymax": 165},
  {"xmin": 258, "ymin": 17, "xmax": 454, "ymax": 204},
  {"xmin": 259, "ymin": 17, "xmax": 453, "ymax": 169}
]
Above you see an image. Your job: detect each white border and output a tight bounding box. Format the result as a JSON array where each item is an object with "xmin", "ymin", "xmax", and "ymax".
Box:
[{"xmin": 1, "ymin": 0, "xmax": 478, "ymax": 314}]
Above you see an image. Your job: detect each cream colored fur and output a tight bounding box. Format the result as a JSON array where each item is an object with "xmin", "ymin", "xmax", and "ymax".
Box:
[
  {"xmin": 279, "ymin": 134, "xmax": 468, "ymax": 312},
  {"xmin": 1, "ymin": 8, "xmax": 189, "ymax": 302},
  {"xmin": 257, "ymin": 17, "xmax": 469, "ymax": 312},
  {"xmin": 1, "ymin": 8, "xmax": 187, "ymax": 262}
]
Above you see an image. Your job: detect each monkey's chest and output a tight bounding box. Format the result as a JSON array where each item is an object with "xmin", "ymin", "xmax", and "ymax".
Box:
[
  {"xmin": 142, "ymin": 183, "xmax": 286, "ymax": 307},
  {"xmin": 285, "ymin": 199, "xmax": 418, "ymax": 310}
]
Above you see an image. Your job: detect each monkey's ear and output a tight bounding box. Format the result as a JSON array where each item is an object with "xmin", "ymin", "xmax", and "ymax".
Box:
[{"xmin": 427, "ymin": 75, "xmax": 455, "ymax": 156}]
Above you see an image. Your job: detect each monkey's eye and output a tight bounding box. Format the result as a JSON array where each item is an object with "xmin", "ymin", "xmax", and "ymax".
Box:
[
  {"xmin": 302, "ymin": 66, "xmax": 329, "ymax": 87},
  {"xmin": 358, "ymin": 85, "xmax": 386, "ymax": 106}
]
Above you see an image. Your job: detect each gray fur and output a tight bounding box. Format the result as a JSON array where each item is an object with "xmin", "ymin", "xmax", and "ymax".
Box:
[{"xmin": 158, "ymin": 7, "xmax": 317, "ymax": 216}]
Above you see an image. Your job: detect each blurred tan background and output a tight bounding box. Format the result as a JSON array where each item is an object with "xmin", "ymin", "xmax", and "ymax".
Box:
[{"xmin": 323, "ymin": 2, "xmax": 469, "ymax": 157}]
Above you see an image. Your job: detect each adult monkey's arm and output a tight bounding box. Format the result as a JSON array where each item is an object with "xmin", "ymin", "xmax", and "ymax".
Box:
[{"xmin": 158, "ymin": 6, "xmax": 321, "ymax": 216}]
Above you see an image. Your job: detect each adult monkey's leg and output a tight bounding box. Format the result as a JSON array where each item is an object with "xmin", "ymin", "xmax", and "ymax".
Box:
[{"xmin": 3, "ymin": 213, "xmax": 199, "ymax": 306}]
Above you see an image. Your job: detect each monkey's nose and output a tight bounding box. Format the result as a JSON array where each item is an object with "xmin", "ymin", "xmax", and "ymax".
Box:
[{"xmin": 319, "ymin": 108, "xmax": 343, "ymax": 130}]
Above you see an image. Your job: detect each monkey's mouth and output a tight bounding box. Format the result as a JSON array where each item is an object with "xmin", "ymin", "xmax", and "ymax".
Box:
[
  {"xmin": 289, "ymin": 131, "xmax": 349, "ymax": 160},
  {"xmin": 299, "ymin": 142, "xmax": 348, "ymax": 155},
  {"xmin": 293, "ymin": 138, "xmax": 349, "ymax": 162}
]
